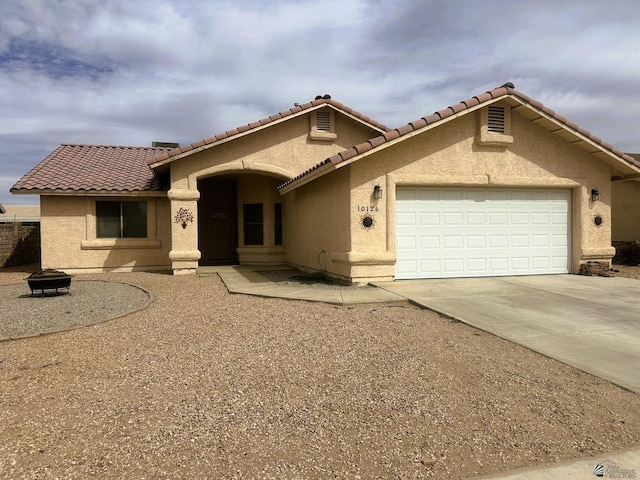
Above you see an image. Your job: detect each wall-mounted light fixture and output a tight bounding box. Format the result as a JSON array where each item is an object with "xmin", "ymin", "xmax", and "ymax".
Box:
[
  {"xmin": 373, "ymin": 184, "xmax": 383, "ymax": 200},
  {"xmin": 591, "ymin": 188, "xmax": 601, "ymax": 202}
]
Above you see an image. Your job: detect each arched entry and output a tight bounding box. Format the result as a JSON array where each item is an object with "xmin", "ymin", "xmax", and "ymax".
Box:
[
  {"xmin": 197, "ymin": 173, "xmax": 286, "ymax": 266},
  {"xmin": 198, "ymin": 175, "xmax": 238, "ymax": 264}
]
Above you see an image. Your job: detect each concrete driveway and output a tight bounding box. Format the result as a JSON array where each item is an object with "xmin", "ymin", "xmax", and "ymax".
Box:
[{"xmin": 375, "ymin": 275, "xmax": 640, "ymax": 393}]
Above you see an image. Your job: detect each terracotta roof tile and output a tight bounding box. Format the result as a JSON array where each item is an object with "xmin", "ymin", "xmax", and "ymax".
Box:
[
  {"xmin": 354, "ymin": 142, "xmax": 373, "ymax": 155},
  {"xmin": 423, "ymin": 113, "xmax": 441, "ymax": 124},
  {"xmin": 369, "ymin": 136, "xmax": 386, "ymax": 149},
  {"xmin": 148, "ymin": 97, "xmax": 390, "ymax": 166},
  {"xmin": 383, "ymin": 130, "xmax": 401, "ymax": 142},
  {"xmin": 396, "ymin": 124, "xmax": 414, "ymax": 136},
  {"xmin": 11, "ymin": 144, "xmax": 171, "ymax": 193},
  {"xmin": 279, "ymin": 81, "xmax": 640, "ymax": 191},
  {"xmin": 409, "ymin": 118, "xmax": 428, "ymax": 130},
  {"xmin": 462, "ymin": 97, "xmax": 480, "ymax": 108}
]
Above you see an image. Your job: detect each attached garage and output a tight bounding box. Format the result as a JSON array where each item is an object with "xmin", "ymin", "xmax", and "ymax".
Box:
[{"xmin": 396, "ymin": 188, "xmax": 571, "ymax": 279}]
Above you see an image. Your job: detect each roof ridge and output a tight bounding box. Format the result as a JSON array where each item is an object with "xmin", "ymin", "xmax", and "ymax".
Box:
[
  {"xmin": 278, "ymin": 82, "xmax": 640, "ymax": 190},
  {"xmin": 149, "ymin": 97, "xmax": 390, "ymax": 166},
  {"xmin": 61, "ymin": 143, "xmax": 171, "ymax": 151}
]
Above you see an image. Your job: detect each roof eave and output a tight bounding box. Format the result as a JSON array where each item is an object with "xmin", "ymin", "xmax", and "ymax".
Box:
[
  {"xmin": 508, "ymin": 96, "xmax": 640, "ymax": 177},
  {"xmin": 10, "ymin": 188, "xmax": 167, "ymax": 197}
]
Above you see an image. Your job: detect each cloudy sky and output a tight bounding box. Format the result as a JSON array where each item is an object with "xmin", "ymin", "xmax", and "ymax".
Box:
[{"xmin": 2, "ymin": 0, "xmax": 639, "ymax": 206}]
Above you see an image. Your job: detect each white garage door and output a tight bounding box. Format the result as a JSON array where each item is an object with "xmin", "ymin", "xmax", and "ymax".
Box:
[{"xmin": 396, "ymin": 188, "xmax": 571, "ymax": 279}]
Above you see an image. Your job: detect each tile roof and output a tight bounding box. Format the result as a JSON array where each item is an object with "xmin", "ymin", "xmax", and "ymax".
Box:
[
  {"xmin": 11, "ymin": 144, "xmax": 171, "ymax": 194},
  {"xmin": 149, "ymin": 96, "xmax": 391, "ymax": 167},
  {"xmin": 278, "ymin": 82, "xmax": 640, "ymax": 191}
]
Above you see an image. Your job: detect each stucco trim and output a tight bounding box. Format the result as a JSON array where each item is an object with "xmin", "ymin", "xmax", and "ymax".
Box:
[
  {"xmin": 168, "ymin": 189, "xmax": 201, "ymax": 201},
  {"xmin": 169, "ymin": 249, "xmax": 201, "ymax": 261},
  {"xmin": 388, "ymin": 173, "xmax": 581, "ymax": 189},
  {"xmin": 189, "ymin": 162, "xmax": 294, "ymax": 189},
  {"xmin": 580, "ymin": 247, "xmax": 616, "ymax": 259},
  {"xmin": 330, "ymin": 251, "xmax": 396, "ymax": 265},
  {"xmin": 81, "ymin": 238, "xmax": 161, "ymax": 250}
]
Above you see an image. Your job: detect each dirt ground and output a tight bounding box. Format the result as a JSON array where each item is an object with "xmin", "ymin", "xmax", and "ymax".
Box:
[{"xmin": 0, "ymin": 266, "xmax": 639, "ymax": 479}]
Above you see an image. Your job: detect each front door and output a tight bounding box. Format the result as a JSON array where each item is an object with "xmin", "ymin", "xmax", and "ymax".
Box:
[{"xmin": 198, "ymin": 177, "xmax": 238, "ymax": 264}]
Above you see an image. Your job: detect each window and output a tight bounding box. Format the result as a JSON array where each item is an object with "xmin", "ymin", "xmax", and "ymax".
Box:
[
  {"xmin": 96, "ymin": 201, "xmax": 147, "ymax": 238},
  {"xmin": 243, "ymin": 203, "xmax": 263, "ymax": 245},
  {"xmin": 274, "ymin": 203, "xmax": 283, "ymax": 246}
]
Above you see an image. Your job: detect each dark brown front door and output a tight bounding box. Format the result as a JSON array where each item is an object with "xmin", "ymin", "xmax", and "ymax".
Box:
[{"xmin": 198, "ymin": 177, "xmax": 238, "ymax": 264}]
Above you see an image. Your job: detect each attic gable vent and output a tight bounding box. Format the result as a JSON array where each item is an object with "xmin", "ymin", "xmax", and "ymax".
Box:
[
  {"xmin": 487, "ymin": 106, "xmax": 505, "ymax": 133},
  {"xmin": 475, "ymin": 103, "xmax": 513, "ymax": 147},
  {"xmin": 309, "ymin": 109, "xmax": 337, "ymax": 141},
  {"xmin": 316, "ymin": 111, "xmax": 331, "ymax": 131}
]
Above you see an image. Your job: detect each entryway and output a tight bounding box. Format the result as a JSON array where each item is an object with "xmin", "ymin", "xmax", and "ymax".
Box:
[{"xmin": 198, "ymin": 176, "xmax": 238, "ymax": 265}]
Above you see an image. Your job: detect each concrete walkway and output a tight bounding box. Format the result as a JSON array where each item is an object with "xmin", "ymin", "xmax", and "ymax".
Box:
[
  {"xmin": 374, "ymin": 275, "xmax": 640, "ymax": 394},
  {"xmin": 470, "ymin": 447, "xmax": 639, "ymax": 479},
  {"xmin": 206, "ymin": 265, "xmax": 407, "ymax": 304},
  {"xmin": 210, "ymin": 266, "xmax": 640, "ymax": 479}
]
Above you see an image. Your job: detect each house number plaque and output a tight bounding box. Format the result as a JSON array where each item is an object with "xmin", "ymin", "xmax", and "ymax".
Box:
[{"xmin": 357, "ymin": 205, "xmax": 379, "ymax": 213}]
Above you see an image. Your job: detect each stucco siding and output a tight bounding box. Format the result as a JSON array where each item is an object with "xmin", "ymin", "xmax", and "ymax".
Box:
[
  {"xmin": 283, "ymin": 171, "xmax": 351, "ymax": 278},
  {"xmin": 300, "ymin": 106, "xmax": 613, "ymax": 281},
  {"xmin": 612, "ymin": 181, "xmax": 640, "ymax": 241},
  {"xmin": 40, "ymin": 195, "xmax": 171, "ymax": 273},
  {"xmin": 170, "ymin": 112, "xmax": 382, "ymax": 191}
]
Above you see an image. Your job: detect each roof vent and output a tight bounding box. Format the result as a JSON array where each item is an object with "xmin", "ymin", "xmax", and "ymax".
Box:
[
  {"xmin": 152, "ymin": 142, "xmax": 180, "ymax": 148},
  {"xmin": 487, "ymin": 106, "xmax": 506, "ymax": 133}
]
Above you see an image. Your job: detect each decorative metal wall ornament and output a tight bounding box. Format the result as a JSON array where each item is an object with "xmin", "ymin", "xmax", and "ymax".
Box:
[
  {"xmin": 174, "ymin": 207, "xmax": 194, "ymax": 228},
  {"xmin": 361, "ymin": 215, "xmax": 375, "ymax": 229}
]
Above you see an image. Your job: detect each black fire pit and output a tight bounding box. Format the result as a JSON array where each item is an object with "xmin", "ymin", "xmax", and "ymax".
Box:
[{"xmin": 27, "ymin": 269, "xmax": 72, "ymax": 296}]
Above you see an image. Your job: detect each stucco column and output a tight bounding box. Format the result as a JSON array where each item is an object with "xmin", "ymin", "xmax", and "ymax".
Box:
[{"xmin": 168, "ymin": 188, "xmax": 201, "ymax": 275}]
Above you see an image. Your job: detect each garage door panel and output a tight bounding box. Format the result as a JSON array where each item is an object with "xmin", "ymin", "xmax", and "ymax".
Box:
[
  {"xmin": 420, "ymin": 212, "xmax": 439, "ymax": 225},
  {"xmin": 467, "ymin": 236, "xmax": 486, "ymax": 248},
  {"xmin": 467, "ymin": 258, "xmax": 487, "ymax": 271},
  {"xmin": 396, "ymin": 188, "xmax": 570, "ymax": 279},
  {"xmin": 396, "ymin": 212, "xmax": 416, "ymax": 226}
]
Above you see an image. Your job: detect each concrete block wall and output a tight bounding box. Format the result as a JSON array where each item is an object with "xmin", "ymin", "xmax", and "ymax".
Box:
[
  {"xmin": 612, "ymin": 241, "xmax": 640, "ymax": 266},
  {"xmin": 0, "ymin": 223, "xmax": 41, "ymax": 268}
]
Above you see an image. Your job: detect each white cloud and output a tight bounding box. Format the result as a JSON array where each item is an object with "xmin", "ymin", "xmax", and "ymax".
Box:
[{"xmin": 2, "ymin": 0, "xmax": 640, "ymax": 205}]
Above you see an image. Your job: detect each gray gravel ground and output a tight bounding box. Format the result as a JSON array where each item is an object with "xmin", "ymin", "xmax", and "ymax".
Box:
[
  {"xmin": 0, "ymin": 280, "xmax": 150, "ymax": 339},
  {"xmin": 1, "ymin": 266, "xmax": 640, "ymax": 479}
]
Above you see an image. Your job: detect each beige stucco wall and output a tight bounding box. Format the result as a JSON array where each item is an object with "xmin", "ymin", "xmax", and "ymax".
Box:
[
  {"xmin": 166, "ymin": 109, "xmax": 383, "ymax": 273},
  {"xmin": 612, "ymin": 180, "xmax": 640, "ymax": 241},
  {"xmin": 284, "ymin": 171, "xmax": 352, "ymax": 277},
  {"xmin": 40, "ymin": 195, "xmax": 171, "ymax": 273},
  {"xmin": 286, "ymin": 104, "xmax": 614, "ymax": 283}
]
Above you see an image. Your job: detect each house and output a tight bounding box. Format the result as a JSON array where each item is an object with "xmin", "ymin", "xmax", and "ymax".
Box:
[{"xmin": 11, "ymin": 83, "xmax": 640, "ymax": 282}]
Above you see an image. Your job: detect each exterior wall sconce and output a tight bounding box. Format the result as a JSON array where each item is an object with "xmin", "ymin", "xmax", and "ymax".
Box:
[
  {"xmin": 373, "ymin": 184, "xmax": 383, "ymax": 200},
  {"xmin": 591, "ymin": 188, "xmax": 601, "ymax": 202}
]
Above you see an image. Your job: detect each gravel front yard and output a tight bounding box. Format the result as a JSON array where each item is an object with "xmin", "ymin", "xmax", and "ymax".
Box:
[{"xmin": 1, "ymin": 267, "xmax": 640, "ymax": 479}]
